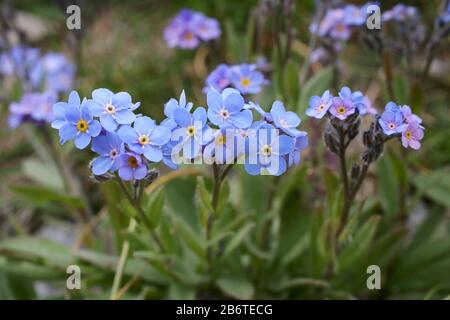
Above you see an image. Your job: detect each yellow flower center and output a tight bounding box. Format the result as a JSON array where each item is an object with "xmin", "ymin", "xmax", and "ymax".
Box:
[
  {"xmin": 405, "ymin": 131, "xmax": 412, "ymax": 140},
  {"xmin": 240, "ymin": 78, "xmax": 251, "ymax": 87},
  {"xmin": 337, "ymin": 106, "xmax": 346, "ymax": 115},
  {"xmin": 261, "ymin": 144, "xmax": 272, "ymax": 156},
  {"xmin": 336, "ymin": 23, "xmax": 345, "ymax": 32},
  {"xmin": 77, "ymin": 120, "xmax": 88, "ymax": 132},
  {"xmin": 215, "ymin": 134, "xmax": 226, "ymax": 145},
  {"xmin": 105, "ymin": 103, "xmax": 116, "ymax": 114},
  {"xmin": 138, "ymin": 135, "xmax": 150, "ymax": 145},
  {"xmin": 184, "ymin": 32, "xmax": 194, "ymax": 40},
  {"xmin": 127, "ymin": 156, "xmax": 138, "ymax": 168},
  {"xmin": 186, "ymin": 125, "xmax": 196, "ymax": 137}
]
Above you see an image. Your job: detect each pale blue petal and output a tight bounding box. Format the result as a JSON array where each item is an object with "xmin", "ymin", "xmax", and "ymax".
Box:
[
  {"xmin": 149, "ymin": 125, "xmax": 171, "ymax": 145},
  {"xmin": 92, "ymin": 88, "xmax": 113, "ymax": 105},
  {"xmin": 134, "ymin": 116, "xmax": 155, "ymax": 134},
  {"xmin": 75, "ymin": 132, "xmax": 91, "ymax": 149},
  {"xmin": 174, "ymin": 108, "xmax": 191, "ymax": 127},
  {"xmin": 100, "ymin": 115, "xmax": 118, "ymax": 132},
  {"xmin": 88, "ymin": 120, "xmax": 102, "ymax": 137},
  {"xmin": 59, "ymin": 123, "xmax": 77, "ymax": 141},
  {"xmin": 92, "ymin": 156, "xmax": 113, "ymax": 175},
  {"xmin": 144, "ymin": 146, "xmax": 163, "ymax": 162},
  {"xmin": 230, "ymin": 110, "xmax": 253, "ymax": 129},
  {"xmin": 115, "ymin": 109, "xmax": 136, "ymax": 125},
  {"xmin": 118, "ymin": 126, "xmax": 139, "ymax": 144}
]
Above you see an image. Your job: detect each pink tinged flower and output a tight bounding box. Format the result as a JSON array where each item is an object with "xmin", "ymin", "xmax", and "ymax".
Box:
[
  {"xmin": 379, "ymin": 110, "xmax": 406, "ymax": 135},
  {"xmin": 329, "ymin": 97, "xmax": 355, "ymax": 120},
  {"xmin": 401, "ymin": 122, "xmax": 424, "ymax": 150},
  {"xmin": 306, "ymin": 90, "xmax": 333, "ymax": 119},
  {"xmin": 401, "ymin": 105, "xmax": 422, "ymax": 125}
]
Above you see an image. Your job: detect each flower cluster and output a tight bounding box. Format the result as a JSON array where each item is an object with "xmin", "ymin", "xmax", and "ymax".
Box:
[
  {"xmin": 306, "ymin": 86, "xmax": 375, "ymax": 119},
  {"xmin": 306, "ymin": 86, "xmax": 425, "ymax": 151},
  {"xmin": 204, "ymin": 63, "xmax": 269, "ymax": 95},
  {"xmin": 382, "ymin": 4, "xmax": 419, "ymax": 23},
  {"xmin": 310, "ymin": 4, "xmax": 372, "ymax": 41},
  {"xmin": 0, "ymin": 45, "xmax": 75, "ymax": 93},
  {"xmin": 51, "ymin": 88, "xmax": 308, "ymax": 180},
  {"xmin": 2, "ymin": 45, "xmax": 75, "ymax": 128},
  {"xmin": 378, "ymin": 102, "xmax": 424, "ymax": 150},
  {"xmin": 164, "ymin": 9, "xmax": 221, "ymax": 49}
]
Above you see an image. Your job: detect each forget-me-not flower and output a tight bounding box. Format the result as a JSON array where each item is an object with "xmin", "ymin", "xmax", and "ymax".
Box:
[
  {"xmin": 91, "ymin": 132, "xmax": 124, "ymax": 175},
  {"xmin": 118, "ymin": 116, "xmax": 171, "ymax": 163}
]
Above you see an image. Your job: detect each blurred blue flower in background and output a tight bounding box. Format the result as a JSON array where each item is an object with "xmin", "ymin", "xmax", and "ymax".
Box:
[
  {"xmin": 229, "ymin": 64, "xmax": 267, "ymax": 94},
  {"xmin": 164, "ymin": 9, "xmax": 220, "ymax": 50}
]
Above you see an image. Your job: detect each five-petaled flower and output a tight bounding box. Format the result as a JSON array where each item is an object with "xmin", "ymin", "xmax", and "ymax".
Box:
[
  {"xmin": 207, "ymin": 88, "xmax": 253, "ymax": 129},
  {"xmin": 306, "ymin": 90, "xmax": 333, "ymax": 119},
  {"xmin": 91, "ymin": 132, "xmax": 124, "ymax": 175},
  {"xmin": 117, "ymin": 152, "xmax": 147, "ymax": 181},
  {"xmin": 401, "ymin": 120, "xmax": 424, "ymax": 150},
  {"xmin": 245, "ymin": 125, "xmax": 295, "ymax": 176},
  {"xmin": 173, "ymin": 107, "xmax": 213, "ymax": 159},
  {"xmin": 229, "ymin": 64, "xmax": 267, "ymax": 94},
  {"xmin": 118, "ymin": 116, "xmax": 171, "ymax": 163},
  {"xmin": 379, "ymin": 102, "xmax": 407, "ymax": 135},
  {"xmin": 270, "ymin": 100, "xmax": 302, "ymax": 136},
  {"xmin": 89, "ymin": 88, "xmax": 138, "ymax": 132},
  {"xmin": 329, "ymin": 96, "xmax": 355, "ymax": 120},
  {"xmin": 57, "ymin": 91, "xmax": 102, "ymax": 149}
]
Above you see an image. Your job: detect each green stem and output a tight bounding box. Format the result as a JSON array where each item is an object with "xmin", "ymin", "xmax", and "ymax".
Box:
[
  {"xmin": 115, "ymin": 176, "xmax": 165, "ymax": 252},
  {"xmin": 110, "ymin": 218, "xmax": 136, "ymax": 300}
]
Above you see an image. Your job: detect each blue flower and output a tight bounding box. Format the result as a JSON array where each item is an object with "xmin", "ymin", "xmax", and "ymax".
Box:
[
  {"xmin": 161, "ymin": 90, "xmax": 193, "ymax": 130},
  {"xmin": 117, "ymin": 152, "xmax": 147, "ymax": 181},
  {"xmin": 118, "ymin": 116, "xmax": 171, "ymax": 163},
  {"xmin": 172, "ymin": 107, "xmax": 212, "ymax": 159},
  {"xmin": 306, "ymin": 90, "xmax": 333, "ymax": 119},
  {"xmin": 31, "ymin": 52, "xmax": 75, "ymax": 93},
  {"xmin": 203, "ymin": 64, "xmax": 231, "ymax": 93},
  {"xmin": 162, "ymin": 141, "xmax": 179, "ymax": 170},
  {"xmin": 207, "ymin": 88, "xmax": 253, "ymax": 129},
  {"xmin": 52, "ymin": 90, "xmax": 82, "ymax": 130},
  {"xmin": 379, "ymin": 102, "xmax": 407, "ymax": 135},
  {"xmin": 203, "ymin": 128, "xmax": 240, "ymax": 164},
  {"xmin": 245, "ymin": 125, "xmax": 295, "ymax": 176},
  {"xmin": 91, "ymin": 132, "xmax": 124, "ymax": 175},
  {"xmin": 229, "ymin": 64, "xmax": 267, "ymax": 94},
  {"xmin": 89, "ymin": 88, "xmax": 137, "ymax": 132},
  {"xmin": 270, "ymin": 100, "xmax": 302, "ymax": 136},
  {"xmin": 344, "ymin": 4, "xmax": 367, "ymax": 26},
  {"xmin": 338, "ymin": 86, "xmax": 365, "ymax": 114},
  {"xmin": 287, "ymin": 132, "xmax": 309, "ymax": 167},
  {"xmin": 58, "ymin": 96, "xmax": 102, "ymax": 149}
]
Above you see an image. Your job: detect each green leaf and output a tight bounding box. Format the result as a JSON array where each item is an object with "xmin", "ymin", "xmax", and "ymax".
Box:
[
  {"xmin": 217, "ymin": 275, "xmax": 254, "ymax": 299},
  {"xmin": 377, "ymin": 156, "xmax": 400, "ymax": 217},
  {"xmin": 145, "ymin": 188, "xmax": 165, "ymax": 228},
  {"xmin": 339, "ymin": 216, "xmax": 381, "ymax": 271},
  {"xmin": 0, "ymin": 237, "xmax": 75, "ymax": 268},
  {"xmin": 22, "ymin": 158, "xmax": 64, "ymax": 190},
  {"xmin": 413, "ymin": 168, "xmax": 450, "ymax": 208},
  {"xmin": 10, "ymin": 185, "xmax": 84, "ymax": 210},
  {"xmin": 222, "ymin": 223, "xmax": 255, "ymax": 258}
]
